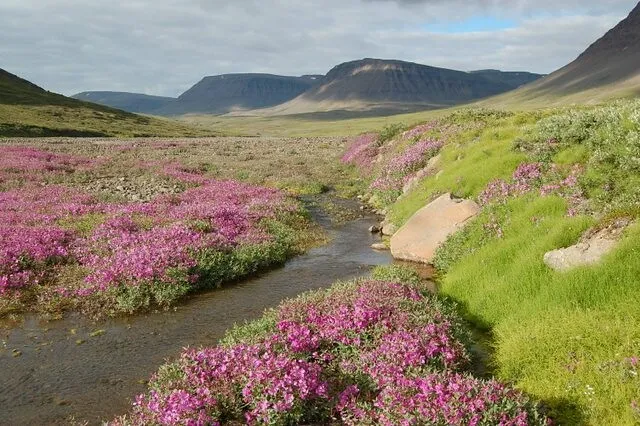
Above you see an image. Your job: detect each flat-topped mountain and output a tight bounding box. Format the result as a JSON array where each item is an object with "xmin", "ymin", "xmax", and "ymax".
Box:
[
  {"xmin": 469, "ymin": 70, "xmax": 544, "ymax": 89},
  {"xmin": 487, "ymin": 1, "xmax": 640, "ymax": 105},
  {"xmin": 155, "ymin": 73, "xmax": 321, "ymax": 115},
  {"xmin": 266, "ymin": 59, "xmax": 543, "ymax": 115},
  {"xmin": 72, "ymin": 91, "xmax": 175, "ymax": 114}
]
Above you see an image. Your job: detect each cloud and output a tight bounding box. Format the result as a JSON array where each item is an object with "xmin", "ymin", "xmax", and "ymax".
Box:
[{"xmin": 0, "ymin": 0, "xmax": 635, "ymax": 96}]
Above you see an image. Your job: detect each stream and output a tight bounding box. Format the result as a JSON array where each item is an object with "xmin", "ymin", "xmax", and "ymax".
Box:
[{"xmin": 0, "ymin": 198, "xmax": 392, "ymax": 425}]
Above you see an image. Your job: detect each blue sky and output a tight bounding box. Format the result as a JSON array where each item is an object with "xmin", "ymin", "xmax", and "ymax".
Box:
[
  {"xmin": 0, "ymin": 0, "xmax": 636, "ymax": 96},
  {"xmin": 425, "ymin": 16, "xmax": 517, "ymax": 33}
]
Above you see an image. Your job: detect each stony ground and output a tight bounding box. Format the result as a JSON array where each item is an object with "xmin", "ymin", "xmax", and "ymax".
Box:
[{"xmin": 0, "ymin": 137, "xmax": 355, "ymax": 197}]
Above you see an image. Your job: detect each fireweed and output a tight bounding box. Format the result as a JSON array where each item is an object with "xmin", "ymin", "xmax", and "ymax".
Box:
[
  {"xmin": 341, "ymin": 133, "xmax": 380, "ymax": 170},
  {"xmin": 479, "ymin": 162, "xmax": 584, "ymax": 216},
  {"xmin": 113, "ymin": 278, "xmax": 549, "ymax": 425},
  {"xmin": 0, "ymin": 145, "xmax": 304, "ymax": 314}
]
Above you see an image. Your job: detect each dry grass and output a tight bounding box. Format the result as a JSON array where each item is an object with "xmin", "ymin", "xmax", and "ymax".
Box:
[{"xmin": 0, "ymin": 136, "xmax": 354, "ymax": 195}]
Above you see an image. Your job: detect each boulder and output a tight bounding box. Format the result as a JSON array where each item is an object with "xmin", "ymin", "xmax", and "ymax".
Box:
[
  {"xmin": 543, "ymin": 220, "xmax": 629, "ymax": 271},
  {"xmin": 390, "ymin": 193, "xmax": 480, "ymax": 263}
]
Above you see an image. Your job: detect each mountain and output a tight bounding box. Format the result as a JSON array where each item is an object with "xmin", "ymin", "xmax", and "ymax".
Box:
[
  {"xmin": 264, "ymin": 59, "xmax": 543, "ymax": 116},
  {"xmin": 0, "ymin": 68, "xmax": 87, "ymax": 107},
  {"xmin": 0, "ymin": 68, "xmax": 211, "ymax": 137},
  {"xmin": 155, "ymin": 73, "xmax": 321, "ymax": 115},
  {"xmin": 469, "ymin": 70, "xmax": 544, "ymax": 89},
  {"xmin": 72, "ymin": 91, "xmax": 175, "ymax": 114},
  {"xmin": 487, "ymin": 2, "xmax": 640, "ymax": 106}
]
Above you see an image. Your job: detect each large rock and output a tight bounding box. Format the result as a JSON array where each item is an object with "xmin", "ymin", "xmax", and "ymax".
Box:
[
  {"xmin": 390, "ymin": 193, "xmax": 480, "ymax": 263},
  {"xmin": 543, "ymin": 221, "xmax": 628, "ymax": 271}
]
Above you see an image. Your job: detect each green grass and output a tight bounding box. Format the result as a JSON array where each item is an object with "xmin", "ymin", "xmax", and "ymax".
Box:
[
  {"xmin": 0, "ymin": 68, "xmax": 216, "ymax": 137},
  {"xmin": 438, "ymin": 196, "xmax": 639, "ymax": 424},
  {"xmin": 361, "ymin": 101, "xmax": 640, "ymax": 425},
  {"xmin": 0, "ymin": 104, "xmax": 215, "ymax": 137},
  {"xmin": 329, "ymin": 100, "xmax": 640, "ymax": 424},
  {"xmin": 389, "ymin": 115, "xmax": 531, "ymax": 225}
]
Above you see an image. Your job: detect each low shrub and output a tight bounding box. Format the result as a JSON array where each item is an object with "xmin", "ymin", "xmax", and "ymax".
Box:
[{"xmin": 112, "ymin": 275, "xmax": 548, "ymax": 425}]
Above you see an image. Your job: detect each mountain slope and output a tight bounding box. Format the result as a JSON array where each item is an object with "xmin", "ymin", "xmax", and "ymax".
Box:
[
  {"xmin": 72, "ymin": 91, "xmax": 176, "ymax": 114},
  {"xmin": 156, "ymin": 74, "xmax": 320, "ymax": 115},
  {"xmin": 469, "ymin": 70, "xmax": 544, "ymax": 89},
  {"xmin": 0, "ymin": 68, "xmax": 211, "ymax": 137},
  {"xmin": 486, "ymin": 2, "xmax": 640, "ymax": 106},
  {"xmin": 0, "ymin": 68, "xmax": 87, "ymax": 107},
  {"xmin": 265, "ymin": 59, "xmax": 541, "ymax": 116}
]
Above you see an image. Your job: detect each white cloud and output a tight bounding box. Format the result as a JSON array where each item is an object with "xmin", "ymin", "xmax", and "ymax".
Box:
[{"xmin": 0, "ymin": 0, "xmax": 635, "ymax": 96}]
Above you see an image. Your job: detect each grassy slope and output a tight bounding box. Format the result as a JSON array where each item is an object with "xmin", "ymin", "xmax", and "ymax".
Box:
[
  {"xmin": 179, "ymin": 109, "xmax": 453, "ymax": 137},
  {"xmin": 0, "ymin": 69, "xmax": 213, "ymax": 137},
  {"xmin": 0, "ymin": 104, "xmax": 217, "ymax": 137},
  {"xmin": 349, "ymin": 104, "xmax": 640, "ymax": 424}
]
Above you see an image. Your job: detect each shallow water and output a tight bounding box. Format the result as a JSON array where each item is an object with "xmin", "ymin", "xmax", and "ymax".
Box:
[{"xmin": 0, "ymin": 198, "xmax": 391, "ymax": 425}]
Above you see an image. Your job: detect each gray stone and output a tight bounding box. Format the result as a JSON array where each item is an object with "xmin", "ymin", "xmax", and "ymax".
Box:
[
  {"xmin": 381, "ymin": 220, "xmax": 398, "ymax": 236},
  {"xmin": 543, "ymin": 221, "xmax": 629, "ymax": 271},
  {"xmin": 371, "ymin": 243, "xmax": 388, "ymax": 251}
]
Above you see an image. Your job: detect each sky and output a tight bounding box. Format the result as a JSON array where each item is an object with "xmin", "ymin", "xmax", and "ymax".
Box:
[{"xmin": 0, "ymin": 0, "xmax": 637, "ymax": 97}]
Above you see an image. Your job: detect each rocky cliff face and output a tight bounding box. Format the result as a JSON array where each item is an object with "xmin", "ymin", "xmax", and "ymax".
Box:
[{"xmin": 156, "ymin": 73, "xmax": 319, "ymax": 115}]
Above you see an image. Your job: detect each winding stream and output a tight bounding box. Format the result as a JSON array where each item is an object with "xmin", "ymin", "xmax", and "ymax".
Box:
[{"xmin": 0, "ymin": 198, "xmax": 391, "ymax": 425}]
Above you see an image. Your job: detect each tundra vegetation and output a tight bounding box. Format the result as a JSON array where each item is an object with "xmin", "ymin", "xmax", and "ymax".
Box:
[
  {"xmin": 112, "ymin": 266, "xmax": 549, "ymax": 425},
  {"xmin": 0, "ymin": 136, "xmax": 354, "ymax": 317},
  {"xmin": 341, "ymin": 100, "xmax": 640, "ymax": 425}
]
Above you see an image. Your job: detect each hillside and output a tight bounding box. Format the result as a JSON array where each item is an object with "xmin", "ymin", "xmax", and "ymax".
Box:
[
  {"xmin": 487, "ymin": 1, "xmax": 640, "ymax": 106},
  {"xmin": 341, "ymin": 101, "xmax": 640, "ymax": 425},
  {"xmin": 0, "ymin": 68, "xmax": 212, "ymax": 137},
  {"xmin": 156, "ymin": 73, "xmax": 321, "ymax": 115},
  {"xmin": 72, "ymin": 91, "xmax": 176, "ymax": 114},
  {"xmin": 264, "ymin": 59, "xmax": 543, "ymax": 116}
]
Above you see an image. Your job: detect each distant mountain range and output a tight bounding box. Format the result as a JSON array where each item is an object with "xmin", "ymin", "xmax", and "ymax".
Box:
[
  {"xmin": 488, "ymin": 1, "xmax": 640, "ymax": 106},
  {"xmin": 265, "ymin": 59, "xmax": 542, "ymax": 115},
  {"xmin": 72, "ymin": 64, "xmax": 543, "ymax": 116},
  {"xmin": 73, "ymin": 91, "xmax": 175, "ymax": 114},
  {"xmin": 72, "ymin": 74, "xmax": 323, "ymax": 116},
  {"xmin": 10, "ymin": 0, "xmax": 640, "ymax": 124}
]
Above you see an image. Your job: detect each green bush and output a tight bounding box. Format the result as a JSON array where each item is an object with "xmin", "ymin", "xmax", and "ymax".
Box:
[
  {"xmin": 378, "ymin": 123, "xmax": 405, "ymax": 143},
  {"xmin": 370, "ymin": 264, "xmax": 421, "ymax": 285}
]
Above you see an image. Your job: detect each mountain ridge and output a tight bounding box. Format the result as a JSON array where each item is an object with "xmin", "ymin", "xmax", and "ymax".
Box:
[
  {"xmin": 262, "ymin": 58, "xmax": 544, "ymax": 116},
  {"xmin": 72, "ymin": 91, "xmax": 176, "ymax": 114},
  {"xmin": 484, "ymin": 1, "xmax": 640, "ymax": 106},
  {"xmin": 155, "ymin": 73, "xmax": 320, "ymax": 115}
]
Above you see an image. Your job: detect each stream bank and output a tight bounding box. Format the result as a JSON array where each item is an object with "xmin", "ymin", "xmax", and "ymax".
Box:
[{"xmin": 0, "ymin": 197, "xmax": 391, "ymax": 425}]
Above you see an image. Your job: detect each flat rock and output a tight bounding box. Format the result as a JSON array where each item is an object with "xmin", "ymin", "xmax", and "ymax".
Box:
[
  {"xmin": 543, "ymin": 221, "xmax": 628, "ymax": 271},
  {"xmin": 390, "ymin": 193, "xmax": 480, "ymax": 263}
]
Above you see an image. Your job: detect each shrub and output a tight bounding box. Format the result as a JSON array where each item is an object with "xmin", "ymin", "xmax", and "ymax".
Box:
[{"xmin": 113, "ymin": 278, "xmax": 548, "ymax": 425}]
